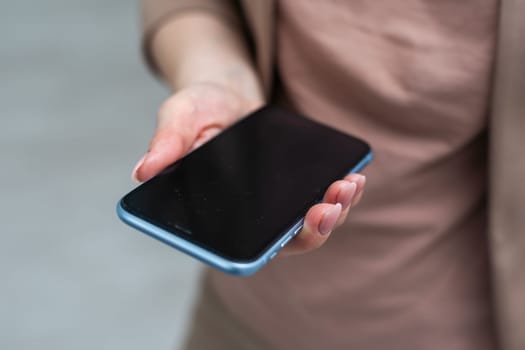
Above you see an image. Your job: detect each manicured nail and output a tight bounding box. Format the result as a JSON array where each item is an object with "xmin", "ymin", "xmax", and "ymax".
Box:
[
  {"xmin": 319, "ymin": 203, "xmax": 342, "ymax": 235},
  {"xmin": 351, "ymin": 175, "xmax": 366, "ymax": 206},
  {"xmin": 356, "ymin": 175, "xmax": 366, "ymax": 191},
  {"xmin": 131, "ymin": 154, "xmax": 147, "ymax": 183},
  {"xmin": 336, "ymin": 181, "xmax": 357, "ymax": 210}
]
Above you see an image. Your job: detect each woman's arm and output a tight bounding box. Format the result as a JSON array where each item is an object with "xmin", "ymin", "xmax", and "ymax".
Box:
[
  {"xmin": 134, "ymin": 11, "xmax": 265, "ymax": 183},
  {"xmin": 150, "ymin": 12, "xmax": 263, "ymax": 103}
]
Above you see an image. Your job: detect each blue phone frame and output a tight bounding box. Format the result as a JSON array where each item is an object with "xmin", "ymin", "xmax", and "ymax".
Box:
[{"xmin": 117, "ymin": 151, "xmax": 373, "ymax": 276}]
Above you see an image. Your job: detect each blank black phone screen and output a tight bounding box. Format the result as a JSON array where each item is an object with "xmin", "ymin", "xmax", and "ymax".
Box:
[{"xmin": 121, "ymin": 106, "xmax": 371, "ymax": 262}]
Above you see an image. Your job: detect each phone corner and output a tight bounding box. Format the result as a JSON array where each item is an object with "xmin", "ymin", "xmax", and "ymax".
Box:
[
  {"xmin": 218, "ymin": 258, "xmax": 266, "ymax": 277},
  {"xmin": 115, "ymin": 199, "xmax": 129, "ymax": 224},
  {"xmin": 364, "ymin": 150, "xmax": 374, "ymax": 164}
]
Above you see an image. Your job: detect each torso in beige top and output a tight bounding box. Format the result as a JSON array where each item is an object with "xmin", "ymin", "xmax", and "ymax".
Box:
[{"xmin": 209, "ymin": 1, "xmax": 499, "ymax": 349}]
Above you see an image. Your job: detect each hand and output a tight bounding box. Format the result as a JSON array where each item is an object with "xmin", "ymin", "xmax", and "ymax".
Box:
[
  {"xmin": 131, "ymin": 82, "xmax": 366, "ymax": 256},
  {"xmin": 132, "ymin": 82, "xmax": 263, "ymax": 182}
]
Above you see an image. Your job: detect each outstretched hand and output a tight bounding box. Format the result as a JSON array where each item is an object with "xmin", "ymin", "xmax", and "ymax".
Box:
[
  {"xmin": 132, "ymin": 82, "xmax": 366, "ymax": 256},
  {"xmin": 132, "ymin": 82, "xmax": 261, "ymax": 182}
]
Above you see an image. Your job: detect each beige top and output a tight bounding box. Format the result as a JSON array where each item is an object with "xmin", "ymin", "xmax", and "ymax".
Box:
[{"xmin": 209, "ymin": 1, "xmax": 499, "ymax": 349}]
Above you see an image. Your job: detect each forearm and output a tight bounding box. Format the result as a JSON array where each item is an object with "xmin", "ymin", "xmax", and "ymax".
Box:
[{"xmin": 150, "ymin": 12, "xmax": 264, "ymax": 103}]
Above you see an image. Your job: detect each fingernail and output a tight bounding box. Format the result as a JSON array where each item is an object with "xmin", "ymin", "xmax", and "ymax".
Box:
[
  {"xmin": 131, "ymin": 154, "xmax": 147, "ymax": 183},
  {"xmin": 319, "ymin": 203, "xmax": 342, "ymax": 235},
  {"xmin": 356, "ymin": 175, "xmax": 366, "ymax": 191},
  {"xmin": 351, "ymin": 175, "xmax": 366, "ymax": 206},
  {"xmin": 336, "ymin": 182, "xmax": 357, "ymax": 210}
]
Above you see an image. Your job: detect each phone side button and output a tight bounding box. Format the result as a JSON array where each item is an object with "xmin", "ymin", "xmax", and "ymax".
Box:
[
  {"xmin": 280, "ymin": 235, "xmax": 294, "ymax": 248},
  {"xmin": 269, "ymin": 251, "xmax": 278, "ymax": 260}
]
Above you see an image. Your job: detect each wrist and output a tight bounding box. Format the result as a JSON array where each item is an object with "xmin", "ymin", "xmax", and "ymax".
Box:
[{"xmin": 173, "ymin": 60, "xmax": 264, "ymax": 106}]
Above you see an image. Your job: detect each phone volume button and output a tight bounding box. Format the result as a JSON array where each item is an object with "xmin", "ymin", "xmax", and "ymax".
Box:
[{"xmin": 280, "ymin": 235, "xmax": 294, "ymax": 248}]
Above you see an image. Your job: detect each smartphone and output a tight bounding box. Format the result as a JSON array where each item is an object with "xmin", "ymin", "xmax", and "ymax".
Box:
[{"xmin": 117, "ymin": 106, "xmax": 372, "ymax": 276}]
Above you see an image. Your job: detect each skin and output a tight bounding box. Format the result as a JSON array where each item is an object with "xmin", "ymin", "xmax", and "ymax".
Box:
[{"xmin": 133, "ymin": 13, "xmax": 366, "ymax": 256}]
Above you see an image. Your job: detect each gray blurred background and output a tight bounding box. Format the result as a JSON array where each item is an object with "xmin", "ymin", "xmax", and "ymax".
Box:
[{"xmin": 1, "ymin": 1, "xmax": 202, "ymax": 349}]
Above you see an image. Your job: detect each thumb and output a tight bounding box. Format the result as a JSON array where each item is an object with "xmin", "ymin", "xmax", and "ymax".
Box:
[
  {"xmin": 132, "ymin": 91, "xmax": 204, "ymax": 182},
  {"xmin": 132, "ymin": 127, "xmax": 190, "ymax": 183}
]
